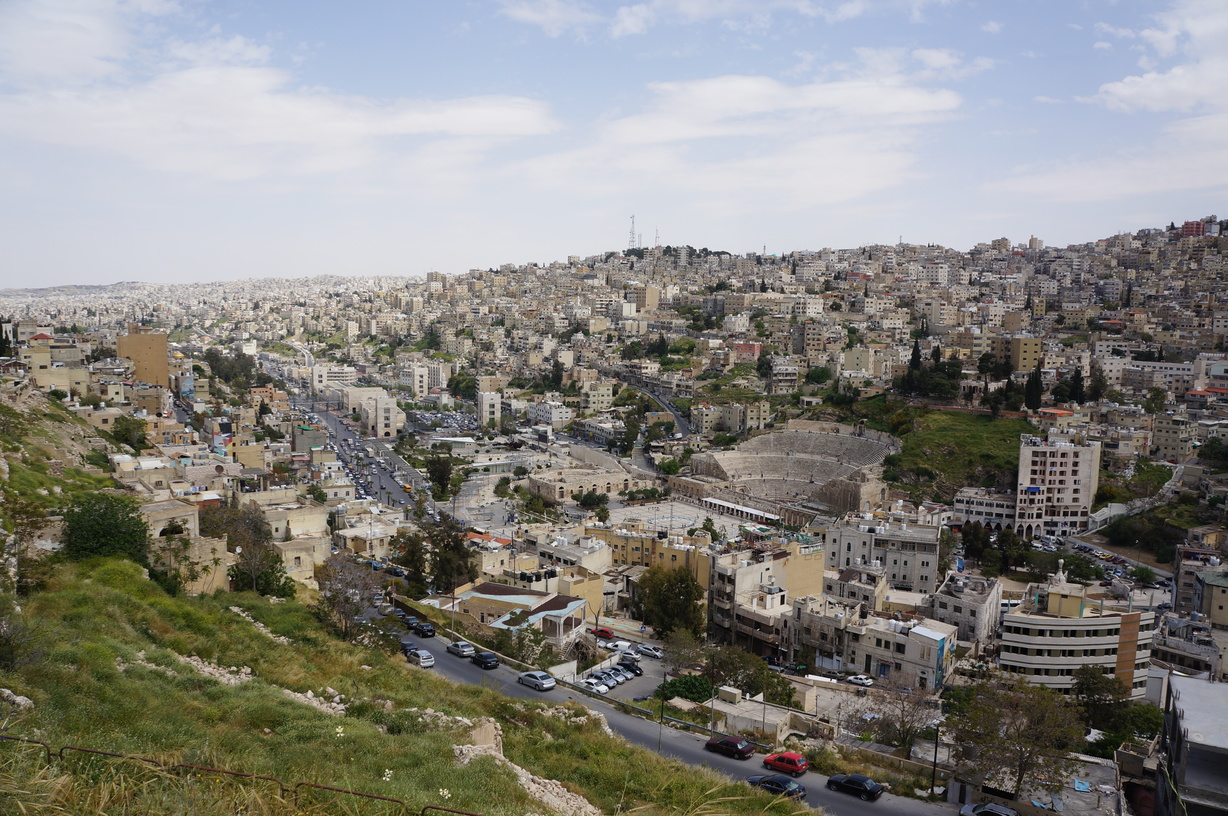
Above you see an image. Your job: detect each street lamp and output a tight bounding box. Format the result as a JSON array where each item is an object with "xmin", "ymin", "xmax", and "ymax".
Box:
[{"xmin": 930, "ymin": 717, "xmax": 943, "ymax": 793}]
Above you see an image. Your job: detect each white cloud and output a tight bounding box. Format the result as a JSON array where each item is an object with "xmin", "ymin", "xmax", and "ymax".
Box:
[
  {"xmin": 1004, "ymin": 1, "xmax": 1228, "ymax": 203},
  {"xmin": 0, "ymin": 0, "xmax": 178, "ymax": 85},
  {"xmin": 1085, "ymin": 0, "xmax": 1228, "ymax": 113},
  {"xmin": 0, "ymin": 3, "xmax": 560, "ymax": 182},
  {"xmin": 494, "ymin": 0, "xmax": 603, "ymax": 37},
  {"xmin": 1033, "ymin": 96, "xmax": 1063, "ymax": 104},
  {"xmin": 612, "ymin": 4, "xmax": 655, "ymax": 37},
  {"xmin": 982, "ymin": 20, "xmax": 1002, "ymax": 33},
  {"xmin": 1093, "ymin": 41, "xmax": 1112, "ymax": 50}
]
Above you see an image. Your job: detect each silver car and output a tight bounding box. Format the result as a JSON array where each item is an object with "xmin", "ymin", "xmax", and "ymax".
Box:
[{"xmin": 517, "ymin": 670, "xmax": 556, "ymax": 691}]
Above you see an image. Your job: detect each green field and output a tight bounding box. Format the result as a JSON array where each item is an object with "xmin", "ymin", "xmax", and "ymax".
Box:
[
  {"xmin": 0, "ymin": 559, "xmax": 801, "ymax": 816},
  {"xmin": 885, "ymin": 409, "xmax": 1033, "ymax": 502}
]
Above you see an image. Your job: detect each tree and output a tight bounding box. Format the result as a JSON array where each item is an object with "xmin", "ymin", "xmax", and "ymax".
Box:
[
  {"xmin": 391, "ymin": 529, "xmax": 429, "ymax": 598},
  {"xmin": 1072, "ymin": 665, "xmax": 1130, "ymax": 732},
  {"xmin": 314, "ymin": 553, "xmax": 381, "ymax": 641},
  {"xmin": 1069, "ymin": 368, "xmax": 1085, "ymax": 404},
  {"xmin": 949, "ymin": 676, "xmax": 1084, "ymax": 795},
  {"xmin": 703, "ymin": 644, "xmax": 795, "ymax": 706},
  {"xmin": 62, "ymin": 493, "xmax": 149, "ymax": 563},
  {"xmin": 228, "ymin": 539, "xmax": 295, "ymax": 597},
  {"xmin": 111, "ymin": 415, "xmax": 149, "ymax": 450},
  {"xmin": 633, "ymin": 565, "xmax": 706, "ymax": 638},
  {"xmin": 1142, "ymin": 386, "xmax": 1167, "ymax": 415},
  {"xmin": 594, "ymin": 505, "xmax": 610, "ymax": 522},
  {"xmin": 909, "ymin": 339, "xmax": 923, "ymax": 372},
  {"xmin": 846, "ymin": 682, "xmax": 938, "ymax": 754},
  {"xmin": 1087, "ymin": 363, "xmax": 1107, "ymax": 402},
  {"xmin": 1025, "ymin": 360, "xmax": 1044, "ymax": 411},
  {"xmin": 429, "ymin": 513, "xmax": 476, "ymax": 595},
  {"xmin": 306, "ymin": 485, "xmax": 328, "ymax": 503},
  {"xmin": 425, "ymin": 454, "xmax": 454, "ymax": 500}
]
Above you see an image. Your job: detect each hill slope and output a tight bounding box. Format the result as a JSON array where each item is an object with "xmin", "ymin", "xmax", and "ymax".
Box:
[{"xmin": 1, "ymin": 559, "xmax": 789, "ymax": 816}]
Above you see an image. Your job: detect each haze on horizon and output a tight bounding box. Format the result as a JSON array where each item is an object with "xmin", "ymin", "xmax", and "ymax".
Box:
[{"xmin": 1, "ymin": 0, "xmax": 1225, "ymax": 289}]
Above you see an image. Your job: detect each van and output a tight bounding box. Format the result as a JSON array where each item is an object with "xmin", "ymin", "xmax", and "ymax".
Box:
[{"xmin": 408, "ymin": 649, "xmax": 435, "ymax": 668}]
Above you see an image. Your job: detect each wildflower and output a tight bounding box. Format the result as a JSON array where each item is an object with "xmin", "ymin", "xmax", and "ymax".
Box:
[
  {"xmin": 383, "ymin": 769, "xmax": 393, "ymax": 782},
  {"xmin": 439, "ymin": 788, "xmax": 452, "ymax": 800},
  {"xmin": 335, "ymin": 725, "xmax": 345, "ymax": 738}
]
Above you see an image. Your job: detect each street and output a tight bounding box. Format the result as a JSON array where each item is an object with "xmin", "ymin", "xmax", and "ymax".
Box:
[{"xmin": 413, "ymin": 642, "xmax": 956, "ymax": 816}]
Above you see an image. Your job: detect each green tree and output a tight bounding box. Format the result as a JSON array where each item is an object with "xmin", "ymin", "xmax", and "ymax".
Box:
[
  {"xmin": 633, "ymin": 565, "xmax": 706, "ymax": 638},
  {"xmin": 429, "ymin": 513, "xmax": 477, "ymax": 595},
  {"xmin": 1025, "ymin": 360, "xmax": 1044, "ymax": 411},
  {"xmin": 703, "ymin": 644, "xmax": 795, "ymax": 706},
  {"xmin": 228, "ymin": 539, "xmax": 296, "ymax": 597},
  {"xmin": 425, "ymin": 454, "xmax": 455, "ymax": 500},
  {"xmin": 950, "ymin": 676, "xmax": 1084, "ymax": 795},
  {"xmin": 306, "ymin": 485, "xmax": 328, "ymax": 503},
  {"xmin": 391, "ymin": 528, "xmax": 429, "ymax": 598},
  {"xmin": 62, "ymin": 493, "xmax": 149, "ymax": 563},
  {"xmin": 112, "ymin": 415, "xmax": 149, "ymax": 450},
  {"xmin": 1142, "ymin": 386, "xmax": 1167, "ymax": 414},
  {"xmin": 1072, "ymin": 665, "xmax": 1130, "ymax": 731}
]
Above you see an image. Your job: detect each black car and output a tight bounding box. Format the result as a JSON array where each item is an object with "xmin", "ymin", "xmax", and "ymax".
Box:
[
  {"xmin": 826, "ymin": 773, "xmax": 884, "ymax": 801},
  {"xmin": 746, "ymin": 774, "xmax": 806, "ymax": 799},
  {"xmin": 617, "ymin": 660, "xmax": 643, "ymax": 676},
  {"xmin": 705, "ymin": 735, "xmax": 755, "ymax": 759},
  {"xmin": 413, "ymin": 621, "xmax": 436, "ymax": 637},
  {"xmin": 471, "ymin": 651, "xmax": 499, "ymax": 669}
]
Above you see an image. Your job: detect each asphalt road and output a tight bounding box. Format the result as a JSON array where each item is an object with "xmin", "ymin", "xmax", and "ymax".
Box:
[{"xmin": 410, "ymin": 639, "xmax": 956, "ymax": 816}]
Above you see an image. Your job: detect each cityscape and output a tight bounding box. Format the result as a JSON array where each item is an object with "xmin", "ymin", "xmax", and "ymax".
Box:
[
  {"xmin": 3, "ymin": 215, "xmax": 1228, "ymax": 816},
  {"xmin": 3, "ymin": 0, "xmax": 1228, "ymax": 814}
]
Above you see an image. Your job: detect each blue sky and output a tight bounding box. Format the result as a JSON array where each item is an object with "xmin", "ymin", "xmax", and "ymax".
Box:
[{"xmin": 0, "ymin": 0, "xmax": 1224, "ymax": 286}]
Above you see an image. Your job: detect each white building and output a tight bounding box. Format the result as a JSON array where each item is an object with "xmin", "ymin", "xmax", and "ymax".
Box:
[{"xmin": 1015, "ymin": 432, "xmax": 1100, "ymax": 539}]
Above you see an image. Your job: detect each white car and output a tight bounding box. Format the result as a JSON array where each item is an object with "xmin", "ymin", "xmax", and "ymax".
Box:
[
  {"xmin": 580, "ymin": 677, "xmax": 610, "ymax": 694},
  {"xmin": 637, "ymin": 644, "xmax": 665, "ymax": 659},
  {"xmin": 446, "ymin": 641, "xmax": 475, "ymax": 657},
  {"xmin": 847, "ymin": 675, "xmax": 875, "ymax": 687},
  {"xmin": 517, "ymin": 670, "xmax": 556, "ymax": 691}
]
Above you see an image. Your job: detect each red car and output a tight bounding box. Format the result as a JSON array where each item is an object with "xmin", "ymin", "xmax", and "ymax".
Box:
[
  {"xmin": 762, "ymin": 752, "xmax": 809, "ymax": 777},
  {"xmin": 591, "ymin": 626, "xmax": 614, "ymax": 639}
]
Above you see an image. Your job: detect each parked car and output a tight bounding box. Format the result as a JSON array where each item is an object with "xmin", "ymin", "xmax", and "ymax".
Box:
[
  {"xmin": 960, "ymin": 804, "xmax": 1020, "ymax": 816},
  {"xmin": 517, "ymin": 671, "xmax": 556, "ymax": 691},
  {"xmin": 705, "ymin": 735, "xmax": 755, "ymax": 759},
  {"xmin": 606, "ymin": 666, "xmax": 633, "ymax": 683},
  {"xmin": 407, "ymin": 649, "xmax": 435, "ymax": 668},
  {"xmin": 471, "ymin": 652, "xmax": 499, "ymax": 670},
  {"xmin": 617, "ymin": 660, "xmax": 644, "ymax": 676},
  {"xmin": 762, "ymin": 752, "xmax": 809, "ymax": 777},
  {"xmin": 604, "ymin": 640, "xmax": 632, "ymax": 652},
  {"xmin": 826, "ymin": 773, "xmax": 884, "ymax": 800},
  {"xmin": 746, "ymin": 774, "xmax": 806, "ymax": 799},
  {"xmin": 637, "ymin": 644, "xmax": 665, "ymax": 659},
  {"xmin": 446, "ymin": 641, "xmax": 476, "ymax": 657},
  {"xmin": 593, "ymin": 670, "xmax": 622, "ymax": 686},
  {"xmin": 580, "ymin": 677, "xmax": 609, "ymax": 694},
  {"xmin": 615, "ymin": 650, "xmax": 641, "ymax": 664},
  {"xmin": 413, "ymin": 621, "xmax": 436, "ymax": 637},
  {"xmin": 591, "ymin": 626, "xmax": 615, "ymax": 639},
  {"xmin": 847, "ymin": 675, "xmax": 875, "ymax": 686}
]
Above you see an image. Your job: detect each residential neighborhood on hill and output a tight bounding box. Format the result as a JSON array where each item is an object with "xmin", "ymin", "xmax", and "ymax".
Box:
[{"xmin": 4, "ymin": 217, "xmax": 1228, "ymax": 816}]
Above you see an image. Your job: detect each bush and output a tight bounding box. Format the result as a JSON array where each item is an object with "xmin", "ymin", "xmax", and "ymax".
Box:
[{"xmin": 657, "ymin": 674, "xmax": 714, "ymax": 703}]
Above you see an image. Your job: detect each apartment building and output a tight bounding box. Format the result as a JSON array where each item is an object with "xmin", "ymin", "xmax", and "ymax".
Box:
[
  {"xmin": 999, "ymin": 566, "xmax": 1154, "ymax": 700},
  {"xmin": 116, "ymin": 324, "xmax": 171, "ymax": 388},
  {"xmin": 786, "ymin": 594, "xmax": 957, "ymax": 690},
  {"xmin": 526, "ymin": 400, "xmax": 573, "ymax": 428},
  {"xmin": 1155, "ymin": 676, "xmax": 1228, "ymax": 816},
  {"xmin": 1015, "ymin": 432, "xmax": 1100, "ymax": 539},
  {"xmin": 953, "ymin": 487, "xmax": 1017, "ymax": 531},
  {"xmin": 709, "ymin": 541, "xmax": 825, "ymax": 655},
  {"xmin": 820, "ymin": 515, "xmax": 942, "ymax": 594},
  {"xmin": 476, "ymin": 391, "xmax": 502, "ymax": 428}
]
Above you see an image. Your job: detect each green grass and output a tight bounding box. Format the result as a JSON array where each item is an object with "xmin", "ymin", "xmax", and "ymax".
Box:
[
  {"xmin": 888, "ymin": 410, "xmax": 1034, "ymax": 502},
  {"xmin": 2, "ymin": 559, "xmax": 800, "ymax": 816}
]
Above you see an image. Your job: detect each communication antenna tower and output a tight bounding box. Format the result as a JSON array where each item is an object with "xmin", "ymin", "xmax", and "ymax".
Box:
[
  {"xmin": 655, "ymin": 227, "xmax": 660, "ymax": 247},
  {"xmin": 628, "ymin": 215, "xmax": 637, "ymax": 250}
]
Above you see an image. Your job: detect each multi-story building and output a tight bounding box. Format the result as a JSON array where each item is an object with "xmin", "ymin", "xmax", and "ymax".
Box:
[
  {"xmin": 1153, "ymin": 412, "xmax": 1194, "ymax": 462},
  {"xmin": 476, "ymin": 391, "xmax": 502, "ymax": 428},
  {"xmin": 116, "ymin": 323, "xmax": 170, "ymax": 388},
  {"xmin": 953, "ymin": 487, "xmax": 1017, "ymax": 531},
  {"xmin": 819, "ymin": 515, "xmax": 942, "ymax": 594},
  {"xmin": 311, "ymin": 363, "xmax": 359, "ymax": 393},
  {"xmin": 526, "ymin": 400, "xmax": 573, "ymax": 429},
  {"xmin": 924, "ymin": 573, "xmax": 1003, "ymax": 644},
  {"xmin": 708, "ymin": 540, "xmax": 826, "ymax": 656},
  {"xmin": 1155, "ymin": 675, "xmax": 1228, "ymax": 816},
  {"xmin": 1014, "ymin": 432, "xmax": 1100, "ymax": 540},
  {"xmin": 786, "ymin": 594, "xmax": 957, "ymax": 690},
  {"xmin": 999, "ymin": 565, "xmax": 1154, "ymax": 699}
]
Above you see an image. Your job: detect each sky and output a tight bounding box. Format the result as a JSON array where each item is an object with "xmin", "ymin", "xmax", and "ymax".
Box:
[{"xmin": 0, "ymin": 0, "xmax": 1225, "ymax": 287}]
